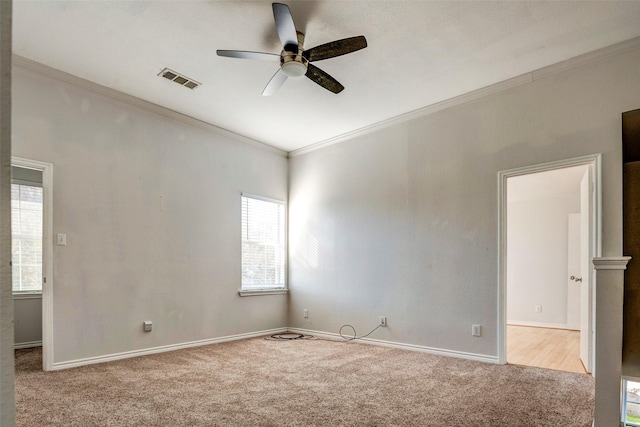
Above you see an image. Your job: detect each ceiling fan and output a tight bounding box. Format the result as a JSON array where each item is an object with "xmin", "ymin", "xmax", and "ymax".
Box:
[{"xmin": 217, "ymin": 3, "xmax": 367, "ymax": 96}]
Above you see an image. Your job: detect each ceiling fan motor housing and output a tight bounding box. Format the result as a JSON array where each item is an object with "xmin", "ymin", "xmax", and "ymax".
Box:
[{"xmin": 281, "ymin": 31, "xmax": 308, "ymax": 77}]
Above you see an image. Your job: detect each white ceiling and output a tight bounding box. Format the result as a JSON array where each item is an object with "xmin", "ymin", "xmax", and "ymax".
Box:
[{"xmin": 12, "ymin": 1, "xmax": 640, "ymax": 153}]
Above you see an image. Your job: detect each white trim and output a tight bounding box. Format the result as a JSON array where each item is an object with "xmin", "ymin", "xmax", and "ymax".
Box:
[
  {"xmin": 12, "ymin": 36, "xmax": 640, "ymax": 159},
  {"xmin": 497, "ymin": 154, "xmax": 603, "ymax": 178},
  {"xmin": 50, "ymin": 328, "xmax": 287, "ymax": 371},
  {"xmin": 289, "ymin": 73, "xmax": 532, "ymax": 157},
  {"xmin": 50, "ymin": 326, "xmax": 498, "ymax": 370},
  {"xmin": 531, "ymin": 37, "xmax": 640, "ymax": 81},
  {"xmin": 593, "ymin": 257, "xmax": 630, "ymax": 426},
  {"xmin": 497, "ymin": 154, "xmax": 602, "ymax": 366},
  {"xmin": 240, "ymin": 192, "xmax": 285, "ymax": 205},
  {"xmin": 240, "ymin": 194, "xmax": 288, "ymax": 293},
  {"xmin": 593, "ymin": 257, "xmax": 632, "ymax": 270},
  {"xmin": 286, "ymin": 328, "xmax": 499, "ymax": 364},
  {"xmin": 289, "ymin": 36, "xmax": 640, "ymax": 157},
  {"xmin": 623, "ymin": 372, "xmax": 640, "ymax": 426},
  {"xmin": 11, "ymin": 156, "xmax": 53, "ymax": 371},
  {"xmin": 12, "ymin": 55, "xmax": 287, "ymax": 158},
  {"xmin": 239, "ymin": 289, "xmax": 288, "ymax": 296},
  {"xmin": 12, "ymin": 292, "xmax": 41, "ymax": 300},
  {"xmin": 14, "ymin": 340, "xmax": 41, "ymax": 350},
  {"xmin": 507, "ymin": 321, "xmax": 579, "ymax": 331}
]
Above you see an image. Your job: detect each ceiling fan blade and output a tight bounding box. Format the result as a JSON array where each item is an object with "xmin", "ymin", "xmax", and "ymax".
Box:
[
  {"xmin": 272, "ymin": 3, "xmax": 298, "ymax": 51},
  {"xmin": 305, "ymin": 64, "xmax": 344, "ymax": 94},
  {"xmin": 216, "ymin": 50, "xmax": 280, "ymax": 63},
  {"xmin": 262, "ymin": 68, "xmax": 288, "ymax": 96},
  {"xmin": 303, "ymin": 36, "xmax": 367, "ymax": 62}
]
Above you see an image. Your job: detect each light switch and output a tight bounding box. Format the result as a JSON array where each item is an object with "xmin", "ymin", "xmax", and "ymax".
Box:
[{"xmin": 56, "ymin": 233, "xmax": 67, "ymax": 246}]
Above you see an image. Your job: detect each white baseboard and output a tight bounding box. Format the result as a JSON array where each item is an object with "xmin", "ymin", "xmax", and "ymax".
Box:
[
  {"xmin": 51, "ymin": 328, "xmax": 287, "ymax": 371},
  {"xmin": 50, "ymin": 325, "xmax": 500, "ymax": 370},
  {"xmin": 15, "ymin": 340, "xmax": 42, "ymax": 349},
  {"xmin": 286, "ymin": 327, "xmax": 499, "ymax": 364},
  {"xmin": 507, "ymin": 320, "xmax": 579, "ymax": 331}
]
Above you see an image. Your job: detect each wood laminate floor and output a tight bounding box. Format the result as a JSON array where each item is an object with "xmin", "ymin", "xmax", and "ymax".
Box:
[{"xmin": 507, "ymin": 325, "xmax": 588, "ymax": 374}]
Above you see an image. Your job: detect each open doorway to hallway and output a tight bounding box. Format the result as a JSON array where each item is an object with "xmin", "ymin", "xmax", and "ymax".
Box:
[
  {"xmin": 501, "ymin": 159, "xmax": 597, "ymax": 375},
  {"xmin": 11, "ymin": 164, "xmax": 44, "ymax": 350},
  {"xmin": 11, "ymin": 157, "xmax": 53, "ymax": 371}
]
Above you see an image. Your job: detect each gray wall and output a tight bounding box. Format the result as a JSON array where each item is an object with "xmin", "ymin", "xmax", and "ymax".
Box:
[
  {"xmin": 506, "ymin": 193, "xmax": 580, "ymax": 327},
  {"xmin": 10, "ymin": 44, "xmax": 640, "ymax": 367},
  {"xmin": 288, "ymin": 48, "xmax": 640, "ymax": 358},
  {"xmin": 13, "ymin": 296, "xmax": 41, "ymax": 346},
  {"xmin": 12, "ymin": 64, "xmax": 288, "ymax": 365}
]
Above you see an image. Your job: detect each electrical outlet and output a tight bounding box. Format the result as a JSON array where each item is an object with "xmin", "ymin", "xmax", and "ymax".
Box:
[
  {"xmin": 380, "ymin": 316, "xmax": 387, "ymax": 327},
  {"xmin": 472, "ymin": 324, "xmax": 481, "ymax": 337},
  {"xmin": 303, "ymin": 309, "xmax": 308, "ymax": 318},
  {"xmin": 535, "ymin": 305, "xmax": 542, "ymax": 313},
  {"xmin": 143, "ymin": 321, "xmax": 152, "ymax": 332}
]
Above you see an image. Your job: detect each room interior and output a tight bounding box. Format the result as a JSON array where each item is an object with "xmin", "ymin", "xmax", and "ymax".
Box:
[
  {"xmin": 506, "ymin": 165, "xmax": 590, "ymax": 375},
  {"xmin": 2, "ymin": 1, "xmax": 640, "ymax": 425}
]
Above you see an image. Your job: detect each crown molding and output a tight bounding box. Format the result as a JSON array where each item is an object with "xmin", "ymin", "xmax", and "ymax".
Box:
[
  {"xmin": 14, "ymin": 34, "xmax": 640, "ymax": 160},
  {"xmin": 289, "ymin": 36, "xmax": 640, "ymax": 158},
  {"xmin": 531, "ymin": 36, "xmax": 640, "ymax": 81},
  {"xmin": 289, "ymin": 73, "xmax": 533, "ymax": 157},
  {"xmin": 12, "ymin": 55, "xmax": 288, "ymax": 158}
]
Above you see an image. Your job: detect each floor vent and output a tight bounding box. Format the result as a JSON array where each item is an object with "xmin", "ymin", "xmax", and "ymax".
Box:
[{"xmin": 159, "ymin": 68, "xmax": 201, "ymax": 89}]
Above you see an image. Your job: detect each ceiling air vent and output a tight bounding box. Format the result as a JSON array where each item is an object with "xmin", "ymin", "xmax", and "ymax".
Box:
[{"xmin": 159, "ymin": 68, "xmax": 201, "ymax": 90}]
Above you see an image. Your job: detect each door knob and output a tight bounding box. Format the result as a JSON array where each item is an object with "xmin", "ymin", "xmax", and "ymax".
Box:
[{"xmin": 570, "ymin": 275, "xmax": 583, "ymax": 282}]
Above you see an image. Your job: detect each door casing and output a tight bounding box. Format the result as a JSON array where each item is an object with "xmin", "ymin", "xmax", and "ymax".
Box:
[
  {"xmin": 497, "ymin": 153, "xmax": 602, "ymax": 372},
  {"xmin": 12, "ymin": 156, "xmax": 53, "ymax": 371},
  {"xmin": 579, "ymin": 169, "xmax": 592, "ymax": 372}
]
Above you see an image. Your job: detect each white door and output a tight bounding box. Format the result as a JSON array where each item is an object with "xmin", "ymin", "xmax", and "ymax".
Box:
[
  {"xmin": 579, "ymin": 169, "xmax": 592, "ymax": 373},
  {"xmin": 566, "ymin": 213, "xmax": 581, "ymax": 330}
]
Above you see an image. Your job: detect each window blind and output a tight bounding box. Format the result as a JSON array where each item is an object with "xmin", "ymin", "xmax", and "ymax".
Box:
[{"xmin": 241, "ymin": 195, "xmax": 286, "ymax": 290}]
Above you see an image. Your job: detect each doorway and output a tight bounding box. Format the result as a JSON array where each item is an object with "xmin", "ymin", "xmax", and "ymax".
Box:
[
  {"xmin": 498, "ymin": 154, "xmax": 601, "ymax": 375},
  {"xmin": 11, "ymin": 157, "xmax": 53, "ymax": 371}
]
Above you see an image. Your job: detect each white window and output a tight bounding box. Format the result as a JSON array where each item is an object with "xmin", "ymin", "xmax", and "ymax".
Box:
[
  {"xmin": 241, "ymin": 194, "xmax": 286, "ymax": 292},
  {"xmin": 11, "ymin": 182, "xmax": 43, "ymax": 293},
  {"xmin": 624, "ymin": 379, "xmax": 640, "ymax": 426}
]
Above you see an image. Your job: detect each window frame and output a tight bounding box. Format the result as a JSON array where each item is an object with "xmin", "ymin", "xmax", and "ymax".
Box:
[
  {"xmin": 11, "ymin": 178, "xmax": 44, "ymax": 295},
  {"xmin": 623, "ymin": 377, "xmax": 640, "ymax": 426},
  {"xmin": 239, "ymin": 193, "xmax": 287, "ymax": 297}
]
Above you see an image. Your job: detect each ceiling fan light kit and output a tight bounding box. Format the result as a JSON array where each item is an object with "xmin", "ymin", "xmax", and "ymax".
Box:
[
  {"xmin": 217, "ymin": 2, "xmax": 367, "ymax": 95},
  {"xmin": 281, "ymin": 60, "xmax": 307, "ymax": 77}
]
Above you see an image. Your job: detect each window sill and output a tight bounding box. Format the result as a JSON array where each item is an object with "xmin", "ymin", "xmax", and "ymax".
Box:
[
  {"xmin": 238, "ymin": 289, "xmax": 288, "ymax": 297},
  {"xmin": 13, "ymin": 292, "xmax": 42, "ymax": 300}
]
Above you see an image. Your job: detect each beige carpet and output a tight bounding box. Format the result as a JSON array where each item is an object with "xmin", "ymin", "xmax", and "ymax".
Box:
[{"xmin": 15, "ymin": 336, "xmax": 594, "ymax": 426}]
